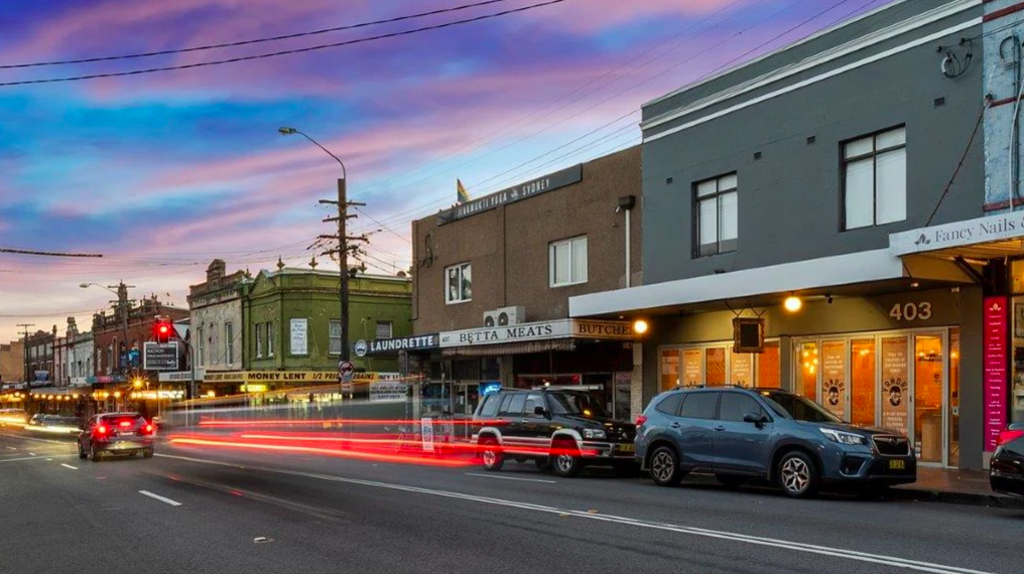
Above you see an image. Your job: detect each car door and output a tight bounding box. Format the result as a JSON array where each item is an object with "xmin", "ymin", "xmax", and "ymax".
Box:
[
  {"xmin": 497, "ymin": 393, "xmax": 528, "ymax": 454},
  {"xmin": 673, "ymin": 391, "xmax": 719, "ymax": 469},
  {"xmin": 712, "ymin": 392, "xmax": 773, "ymax": 476},
  {"xmin": 80, "ymin": 416, "xmax": 97, "ymax": 450},
  {"xmin": 520, "ymin": 393, "xmax": 554, "ymax": 454}
]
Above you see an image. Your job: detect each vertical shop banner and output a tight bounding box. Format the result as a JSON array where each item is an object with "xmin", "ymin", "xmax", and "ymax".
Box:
[
  {"xmin": 706, "ymin": 347, "xmax": 726, "ymax": 386},
  {"xmin": 730, "ymin": 351, "xmax": 752, "ymax": 388},
  {"xmin": 661, "ymin": 350, "xmax": 680, "ymax": 390},
  {"xmin": 821, "ymin": 340, "xmax": 847, "ymax": 421},
  {"xmin": 880, "ymin": 337, "xmax": 909, "ymax": 437},
  {"xmin": 682, "ymin": 349, "xmax": 703, "ymax": 387},
  {"xmin": 983, "ymin": 297, "xmax": 1009, "ymax": 451}
]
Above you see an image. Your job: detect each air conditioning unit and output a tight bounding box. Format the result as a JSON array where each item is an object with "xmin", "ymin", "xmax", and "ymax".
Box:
[{"xmin": 483, "ymin": 306, "xmax": 526, "ymax": 327}]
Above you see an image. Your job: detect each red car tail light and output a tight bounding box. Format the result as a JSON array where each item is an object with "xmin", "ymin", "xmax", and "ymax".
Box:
[
  {"xmin": 635, "ymin": 415, "xmax": 648, "ymax": 427},
  {"xmin": 142, "ymin": 423, "xmax": 154, "ymax": 435},
  {"xmin": 95, "ymin": 425, "xmax": 108, "ymax": 436},
  {"xmin": 996, "ymin": 429, "xmax": 1024, "ymax": 447},
  {"xmin": 119, "ymin": 421, "xmax": 132, "ymax": 428}
]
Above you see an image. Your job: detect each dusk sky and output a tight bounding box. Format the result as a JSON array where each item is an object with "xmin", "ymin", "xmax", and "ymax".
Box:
[{"xmin": 0, "ymin": 0, "xmax": 892, "ymax": 342}]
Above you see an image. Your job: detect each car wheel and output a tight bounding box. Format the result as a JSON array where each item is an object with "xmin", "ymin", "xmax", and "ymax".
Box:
[
  {"xmin": 479, "ymin": 438, "xmax": 504, "ymax": 472},
  {"xmin": 91, "ymin": 446, "xmax": 102, "ymax": 462},
  {"xmin": 552, "ymin": 439, "xmax": 583, "ymax": 478},
  {"xmin": 613, "ymin": 460, "xmax": 640, "ymax": 478},
  {"xmin": 649, "ymin": 446, "xmax": 683, "ymax": 487},
  {"xmin": 78, "ymin": 442, "xmax": 87, "ymax": 460},
  {"xmin": 716, "ymin": 474, "xmax": 746, "ymax": 489},
  {"xmin": 143, "ymin": 448, "xmax": 154, "ymax": 459},
  {"xmin": 777, "ymin": 451, "xmax": 817, "ymax": 498}
]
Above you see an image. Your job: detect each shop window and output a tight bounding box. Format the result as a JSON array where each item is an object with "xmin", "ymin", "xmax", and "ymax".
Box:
[
  {"xmin": 694, "ymin": 173, "xmax": 738, "ymax": 257},
  {"xmin": 682, "ymin": 349, "xmax": 704, "ymax": 387},
  {"xmin": 797, "ymin": 342, "xmax": 818, "ymax": 402},
  {"xmin": 915, "ymin": 335, "xmax": 943, "ymax": 463},
  {"xmin": 660, "ymin": 349, "xmax": 680, "ymax": 391},
  {"xmin": 820, "ymin": 340, "xmax": 846, "ymax": 420},
  {"xmin": 706, "ymin": 348, "xmax": 726, "ymax": 386},
  {"xmin": 376, "ymin": 321, "xmax": 393, "ymax": 340},
  {"xmin": 842, "ymin": 126, "xmax": 906, "ymax": 230},
  {"xmin": 730, "ymin": 349, "xmax": 753, "ymax": 388},
  {"xmin": 850, "ymin": 339, "xmax": 876, "ymax": 427},
  {"xmin": 446, "ymin": 263, "xmax": 472, "ymax": 304},
  {"xmin": 949, "ymin": 329, "xmax": 960, "ymax": 467},
  {"xmin": 880, "ymin": 336, "xmax": 909, "ymax": 437},
  {"xmin": 549, "ymin": 236, "xmax": 588, "ymax": 287},
  {"xmin": 329, "ymin": 320, "xmax": 342, "ymax": 356},
  {"xmin": 757, "ymin": 342, "xmax": 780, "ymax": 388}
]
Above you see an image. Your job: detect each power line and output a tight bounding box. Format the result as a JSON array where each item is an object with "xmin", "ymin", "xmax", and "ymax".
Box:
[
  {"xmin": 0, "ymin": 0, "xmax": 516, "ymax": 70},
  {"xmin": 0, "ymin": 247, "xmax": 103, "ymax": 258},
  {"xmin": 0, "ymin": 0, "xmax": 570, "ymax": 87},
  {"xmin": 353, "ymin": 207, "xmax": 412, "ymax": 244}
]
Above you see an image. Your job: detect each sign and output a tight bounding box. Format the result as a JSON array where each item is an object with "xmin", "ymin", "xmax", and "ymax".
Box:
[
  {"xmin": 339, "ymin": 361, "xmax": 355, "ymax": 384},
  {"xmin": 364, "ymin": 334, "xmax": 440, "ymax": 355},
  {"xmin": 157, "ymin": 371, "xmax": 194, "ymax": 383},
  {"xmin": 729, "ymin": 350, "xmax": 752, "ymax": 388},
  {"xmin": 880, "ymin": 337, "xmax": 909, "ymax": 437},
  {"xmin": 479, "ymin": 381, "xmax": 501, "ymax": 396},
  {"xmin": 240, "ymin": 384, "xmax": 268, "ymax": 393},
  {"xmin": 203, "ymin": 371, "xmax": 401, "ymax": 384},
  {"xmin": 421, "ymin": 417, "xmax": 435, "ymax": 452},
  {"xmin": 143, "ymin": 342, "xmax": 178, "ymax": 371},
  {"xmin": 820, "ymin": 340, "xmax": 847, "ymax": 421},
  {"xmin": 890, "ymin": 212, "xmax": 1024, "ymax": 256},
  {"xmin": 682, "ymin": 349, "xmax": 703, "ymax": 387},
  {"xmin": 290, "ymin": 319, "xmax": 308, "ymax": 355},
  {"xmin": 438, "ymin": 164, "xmax": 583, "ymax": 224},
  {"xmin": 369, "ymin": 381, "xmax": 407, "ymax": 403},
  {"xmin": 984, "ymin": 297, "xmax": 1009, "ymax": 451},
  {"xmin": 353, "ymin": 340, "xmax": 369, "ymax": 358},
  {"xmin": 438, "ymin": 319, "xmax": 633, "ymax": 348}
]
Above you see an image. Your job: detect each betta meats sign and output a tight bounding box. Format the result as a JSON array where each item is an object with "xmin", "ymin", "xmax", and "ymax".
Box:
[{"xmin": 439, "ymin": 319, "xmax": 634, "ymax": 348}]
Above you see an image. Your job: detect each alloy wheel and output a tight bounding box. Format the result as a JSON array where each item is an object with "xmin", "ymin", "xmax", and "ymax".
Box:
[
  {"xmin": 781, "ymin": 457, "xmax": 810, "ymax": 494},
  {"xmin": 556, "ymin": 454, "xmax": 574, "ymax": 474},
  {"xmin": 482, "ymin": 449, "xmax": 497, "ymax": 467},
  {"xmin": 651, "ymin": 451, "xmax": 675, "ymax": 483}
]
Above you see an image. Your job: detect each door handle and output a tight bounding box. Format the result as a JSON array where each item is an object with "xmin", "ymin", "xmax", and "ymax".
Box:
[
  {"xmin": 714, "ymin": 426, "xmax": 726, "ymax": 432},
  {"xmin": 670, "ymin": 422, "xmax": 681, "ymax": 429}
]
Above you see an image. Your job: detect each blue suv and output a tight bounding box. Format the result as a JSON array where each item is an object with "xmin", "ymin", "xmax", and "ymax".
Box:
[{"xmin": 635, "ymin": 387, "xmax": 916, "ymax": 498}]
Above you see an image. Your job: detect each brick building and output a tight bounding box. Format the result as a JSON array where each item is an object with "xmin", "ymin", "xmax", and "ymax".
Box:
[{"xmin": 91, "ymin": 294, "xmax": 189, "ymax": 382}]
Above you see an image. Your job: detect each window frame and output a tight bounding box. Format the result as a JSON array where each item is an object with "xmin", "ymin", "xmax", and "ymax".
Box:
[
  {"xmin": 445, "ymin": 262, "xmax": 473, "ymax": 305},
  {"xmin": 225, "ymin": 322, "xmax": 234, "ymax": 365},
  {"xmin": 267, "ymin": 322, "xmax": 275, "ymax": 357},
  {"xmin": 255, "ymin": 323, "xmax": 263, "ymax": 359},
  {"xmin": 376, "ymin": 321, "xmax": 394, "ymax": 340},
  {"xmin": 840, "ymin": 124, "xmax": 907, "ymax": 231},
  {"xmin": 328, "ymin": 319, "xmax": 343, "ymax": 356},
  {"xmin": 693, "ymin": 173, "xmax": 738, "ymax": 258},
  {"xmin": 549, "ymin": 235, "xmax": 589, "ymax": 288}
]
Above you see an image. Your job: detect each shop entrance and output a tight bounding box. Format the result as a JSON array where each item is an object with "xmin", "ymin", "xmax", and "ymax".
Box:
[{"xmin": 793, "ymin": 328, "xmax": 958, "ymax": 468}]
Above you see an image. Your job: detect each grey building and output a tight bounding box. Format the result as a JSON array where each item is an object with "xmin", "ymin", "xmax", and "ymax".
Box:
[{"xmin": 571, "ymin": 0, "xmax": 1008, "ymax": 471}]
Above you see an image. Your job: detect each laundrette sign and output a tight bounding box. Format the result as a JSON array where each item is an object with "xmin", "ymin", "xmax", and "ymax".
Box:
[
  {"xmin": 890, "ymin": 212, "xmax": 1024, "ymax": 256},
  {"xmin": 439, "ymin": 319, "xmax": 634, "ymax": 348}
]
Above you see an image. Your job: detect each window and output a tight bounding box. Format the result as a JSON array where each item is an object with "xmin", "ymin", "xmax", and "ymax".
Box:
[
  {"xmin": 525, "ymin": 394, "xmax": 546, "ymax": 416},
  {"xmin": 719, "ymin": 393, "xmax": 764, "ymax": 423},
  {"xmin": 843, "ymin": 126, "xmax": 906, "ymax": 230},
  {"xmin": 225, "ymin": 322, "xmax": 234, "ymax": 365},
  {"xmin": 679, "ymin": 392, "xmax": 718, "ymax": 420},
  {"xmin": 695, "ymin": 173, "xmax": 738, "ymax": 257},
  {"xmin": 376, "ymin": 321, "xmax": 393, "ymax": 340},
  {"xmin": 655, "ymin": 393, "xmax": 683, "ymax": 416},
  {"xmin": 267, "ymin": 322, "xmax": 275, "ymax": 357},
  {"xmin": 256, "ymin": 323, "xmax": 264, "ymax": 359},
  {"xmin": 197, "ymin": 326, "xmax": 205, "ymax": 367},
  {"xmin": 329, "ymin": 320, "xmax": 343, "ymax": 356},
  {"xmin": 445, "ymin": 263, "xmax": 472, "ymax": 304},
  {"xmin": 479, "ymin": 394, "xmax": 501, "ymax": 417},
  {"xmin": 505, "ymin": 394, "xmax": 526, "ymax": 415},
  {"xmin": 549, "ymin": 236, "xmax": 588, "ymax": 287}
]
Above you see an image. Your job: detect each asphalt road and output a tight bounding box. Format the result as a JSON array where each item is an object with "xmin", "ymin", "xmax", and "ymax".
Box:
[{"xmin": 0, "ymin": 429, "xmax": 1020, "ymax": 574}]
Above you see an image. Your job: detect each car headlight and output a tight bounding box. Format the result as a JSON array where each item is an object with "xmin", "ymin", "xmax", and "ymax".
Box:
[
  {"xmin": 582, "ymin": 429, "xmax": 606, "ymax": 440},
  {"xmin": 819, "ymin": 428, "xmax": 866, "ymax": 445}
]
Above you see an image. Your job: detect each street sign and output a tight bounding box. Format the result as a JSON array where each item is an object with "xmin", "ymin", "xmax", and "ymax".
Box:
[
  {"xmin": 339, "ymin": 361, "xmax": 355, "ymax": 383},
  {"xmin": 158, "ymin": 371, "xmax": 193, "ymax": 383},
  {"xmin": 143, "ymin": 342, "xmax": 178, "ymax": 371},
  {"xmin": 353, "ymin": 340, "xmax": 368, "ymax": 358}
]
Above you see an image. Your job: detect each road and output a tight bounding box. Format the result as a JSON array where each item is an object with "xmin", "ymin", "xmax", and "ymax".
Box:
[{"xmin": 0, "ymin": 429, "xmax": 1020, "ymax": 574}]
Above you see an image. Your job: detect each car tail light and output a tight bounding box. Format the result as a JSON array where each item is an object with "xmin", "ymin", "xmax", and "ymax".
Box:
[
  {"xmin": 119, "ymin": 421, "xmax": 132, "ymax": 428},
  {"xmin": 635, "ymin": 415, "xmax": 648, "ymax": 427},
  {"xmin": 95, "ymin": 425, "xmax": 108, "ymax": 436},
  {"xmin": 142, "ymin": 423, "xmax": 154, "ymax": 435},
  {"xmin": 996, "ymin": 429, "xmax": 1024, "ymax": 446}
]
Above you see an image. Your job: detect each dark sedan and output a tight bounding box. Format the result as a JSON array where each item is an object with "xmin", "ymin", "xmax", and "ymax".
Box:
[
  {"xmin": 990, "ymin": 422, "xmax": 1024, "ymax": 497},
  {"xmin": 78, "ymin": 412, "xmax": 155, "ymax": 461}
]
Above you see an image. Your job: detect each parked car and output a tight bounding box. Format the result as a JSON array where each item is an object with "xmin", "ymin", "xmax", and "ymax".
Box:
[
  {"xmin": 472, "ymin": 389, "xmax": 637, "ymax": 477},
  {"xmin": 78, "ymin": 413, "xmax": 155, "ymax": 461},
  {"xmin": 635, "ymin": 387, "xmax": 917, "ymax": 498},
  {"xmin": 990, "ymin": 422, "xmax": 1024, "ymax": 497},
  {"xmin": 0, "ymin": 408, "xmax": 28, "ymax": 426}
]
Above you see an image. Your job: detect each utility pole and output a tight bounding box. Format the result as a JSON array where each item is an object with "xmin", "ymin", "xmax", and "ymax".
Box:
[
  {"xmin": 17, "ymin": 323, "xmax": 34, "ymax": 389},
  {"xmin": 320, "ymin": 177, "xmax": 368, "ymax": 364}
]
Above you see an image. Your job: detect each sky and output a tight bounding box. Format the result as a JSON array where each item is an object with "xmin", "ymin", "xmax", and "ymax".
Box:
[{"xmin": 0, "ymin": 0, "xmax": 895, "ymax": 343}]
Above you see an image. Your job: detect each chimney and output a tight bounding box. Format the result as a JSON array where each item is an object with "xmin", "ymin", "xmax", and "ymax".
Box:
[{"xmin": 207, "ymin": 259, "xmax": 227, "ymax": 284}]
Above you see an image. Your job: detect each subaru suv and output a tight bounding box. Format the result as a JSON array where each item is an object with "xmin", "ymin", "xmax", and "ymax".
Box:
[
  {"xmin": 78, "ymin": 412, "xmax": 155, "ymax": 461},
  {"xmin": 473, "ymin": 389, "xmax": 637, "ymax": 477},
  {"xmin": 635, "ymin": 387, "xmax": 916, "ymax": 498}
]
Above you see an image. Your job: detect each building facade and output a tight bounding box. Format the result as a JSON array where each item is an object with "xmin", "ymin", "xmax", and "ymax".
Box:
[
  {"xmin": 25, "ymin": 328, "xmax": 56, "ymax": 386},
  {"xmin": 410, "ymin": 147, "xmax": 643, "ymax": 419},
  {"xmin": 0, "ymin": 340, "xmax": 24, "ymax": 388},
  {"xmin": 572, "ymin": 1, "xmax": 998, "ymax": 470},
  {"xmin": 188, "ymin": 259, "xmax": 248, "ymax": 381},
  {"xmin": 91, "ymin": 294, "xmax": 189, "ymax": 381},
  {"xmin": 198, "ymin": 266, "xmax": 413, "ymax": 396}
]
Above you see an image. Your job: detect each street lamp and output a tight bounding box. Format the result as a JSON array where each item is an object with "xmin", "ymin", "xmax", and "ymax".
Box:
[{"xmin": 278, "ymin": 126, "xmax": 352, "ymax": 364}]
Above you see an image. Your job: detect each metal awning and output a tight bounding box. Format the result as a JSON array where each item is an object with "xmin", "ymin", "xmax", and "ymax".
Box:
[{"xmin": 442, "ymin": 339, "xmax": 576, "ymax": 358}]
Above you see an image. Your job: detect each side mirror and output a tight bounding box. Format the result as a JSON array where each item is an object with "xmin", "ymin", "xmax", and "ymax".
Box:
[
  {"xmin": 742, "ymin": 413, "xmax": 765, "ymax": 425},
  {"xmin": 534, "ymin": 406, "xmax": 547, "ymax": 416}
]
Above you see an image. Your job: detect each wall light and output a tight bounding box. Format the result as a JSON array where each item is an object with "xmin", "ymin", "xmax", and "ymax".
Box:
[
  {"xmin": 784, "ymin": 296, "xmax": 803, "ymax": 313},
  {"xmin": 633, "ymin": 319, "xmax": 649, "ymax": 335}
]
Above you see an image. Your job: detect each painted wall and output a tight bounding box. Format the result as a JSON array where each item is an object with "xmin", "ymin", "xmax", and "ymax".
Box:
[{"xmin": 983, "ymin": 0, "xmax": 1024, "ymax": 211}]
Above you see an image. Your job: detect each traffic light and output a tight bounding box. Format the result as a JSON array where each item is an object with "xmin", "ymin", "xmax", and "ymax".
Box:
[{"xmin": 154, "ymin": 320, "xmax": 173, "ymax": 344}]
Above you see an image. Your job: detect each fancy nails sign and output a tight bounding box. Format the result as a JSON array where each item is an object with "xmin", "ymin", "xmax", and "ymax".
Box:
[{"xmin": 881, "ymin": 337, "xmax": 910, "ymax": 437}]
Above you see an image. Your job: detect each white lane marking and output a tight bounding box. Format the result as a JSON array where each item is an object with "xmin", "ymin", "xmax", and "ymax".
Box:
[
  {"xmin": 46, "ymin": 459, "xmax": 52, "ymax": 461},
  {"xmin": 464, "ymin": 472, "xmax": 557, "ymax": 484},
  {"xmin": 60, "ymin": 463, "xmax": 78, "ymax": 470},
  {"xmin": 5, "ymin": 446, "xmax": 16, "ymax": 450},
  {"xmin": 156, "ymin": 454, "xmax": 997, "ymax": 574},
  {"xmin": 139, "ymin": 491, "xmax": 182, "ymax": 507},
  {"xmin": 0, "ymin": 432, "xmax": 75, "ymax": 445},
  {"xmin": 0, "ymin": 454, "xmax": 76, "ymax": 463},
  {"xmin": 29, "ymin": 452, "xmax": 36, "ymax": 456}
]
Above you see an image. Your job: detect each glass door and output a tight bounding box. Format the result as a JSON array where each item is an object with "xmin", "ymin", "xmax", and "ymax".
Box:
[
  {"xmin": 850, "ymin": 338, "xmax": 876, "ymax": 427},
  {"xmin": 796, "ymin": 342, "xmax": 819, "ymax": 401},
  {"xmin": 913, "ymin": 333, "xmax": 945, "ymax": 465},
  {"xmin": 948, "ymin": 329, "xmax": 960, "ymax": 467},
  {"xmin": 820, "ymin": 340, "xmax": 848, "ymax": 420}
]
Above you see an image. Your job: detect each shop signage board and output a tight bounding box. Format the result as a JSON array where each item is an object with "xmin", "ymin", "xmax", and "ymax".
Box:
[
  {"xmin": 438, "ymin": 164, "xmax": 582, "ymax": 224},
  {"xmin": 290, "ymin": 319, "xmax": 308, "ymax": 355},
  {"xmin": 983, "ymin": 297, "xmax": 1009, "ymax": 451},
  {"xmin": 361, "ymin": 334, "xmax": 440, "ymax": 355},
  {"xmin": 891, "ymin": 212, "xmax": 1024, "ymax": 256},
  {"xmin": 730, "ymin": 350, "xmax": 752, "ymax": 388},
  {"xmin": 157, "ymin": 371, "xmax": 194, "ymax": 382},
  {"xmin": 880, "ymin": 337, "xmax": 909, "ymax": 437},
  {"xmin": 143, "ymin": 343, "xmax": 178, "ymax": 371},
  {"xmin": 438, "ymin": 319, "xmax": 633, "ymax": 348},
  {"xmin": 370, "ymin": 381, "xmax": 407, "ymax": 403},
  {"xmin": 682, "ymin": 349, "xmax": 703, "ymax": 387},
  {"xmin": 203, "ymin": 371, "xmax": 400, "ymax": 384}
]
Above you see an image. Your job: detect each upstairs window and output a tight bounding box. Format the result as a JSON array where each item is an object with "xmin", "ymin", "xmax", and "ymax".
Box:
[
  {"xmin": 843, "ymin": 126, "xmax": 906, "ymax": 230},
  {"xmin": 446, "ymin": 263, "xmax": 472, "ymax": 304},
  {"xmin": 550, "ymin": 236, "xmax": 588, "ymax": 287},
  {"xmin": 695, "ymin": 173, "xmax": 738, "ymax": 257}
]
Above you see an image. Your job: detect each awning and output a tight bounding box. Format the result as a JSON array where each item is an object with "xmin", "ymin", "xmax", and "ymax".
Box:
[
  {"xmin": 569, "ymin": 248, "xmax": 975, "ymax": 318},
  {"xmin": 442, "ymin": 339, "xmax": 576, "ymax": 358},
  {"xmin": 890, "ymin": 212, "xmax": 1024, "ymax": 260}
]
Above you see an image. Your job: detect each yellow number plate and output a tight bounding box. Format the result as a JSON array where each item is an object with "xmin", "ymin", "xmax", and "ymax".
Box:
[
  {"xmin": 618, "ymin": 444, "xmax": 635, "ymax": 453},
  {"xmin": 889, "ymin": 459, "xmax": 905, "ymax": 470}
]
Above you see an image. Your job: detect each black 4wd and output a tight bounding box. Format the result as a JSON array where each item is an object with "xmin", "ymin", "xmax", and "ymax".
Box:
[{"xmin": 472, "ymin": 389, "xmax": 637, "ymax": 478}]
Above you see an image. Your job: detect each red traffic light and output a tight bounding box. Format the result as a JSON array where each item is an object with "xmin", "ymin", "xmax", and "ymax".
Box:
[{"xmin": 154, "ymin": 320, "xmax": 173, "ymax": 343}]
